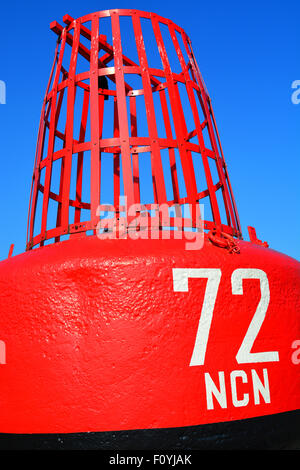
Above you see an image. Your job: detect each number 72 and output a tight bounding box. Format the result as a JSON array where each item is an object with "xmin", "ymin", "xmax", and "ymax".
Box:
[{"xmin": 172, "ymin": 268, "xmax": 279, "ymax": 366}]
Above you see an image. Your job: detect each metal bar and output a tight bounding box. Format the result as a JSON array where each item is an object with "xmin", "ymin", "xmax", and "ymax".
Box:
[
  {"xmin": 173, "ymin": 81, "xmax": 203, "ymax": 225},
  {"xmin": 151, "ymin": 14, "xmax": 199, "ymax": 222},
  {"xmin": 63, "ymin": 14, "xmax": 163, "ymax": 88},
  {"xmin": 113, "ymin": 98, "xmax": 120, "ymax": 209},
  {"xmin": 181, "ymin": 32, "xmax": 236, "ymax": 231},
  {"xmin": 27, "ymin": 39, "xmax": 60, "ymax": 248},
  {"xmin": 51, "ymin": 20, "xmax": 133, "ymax": 93},
  {"xmin": 111, "ymin": 11, "xmax": 135, "ymax": 208},
  {"xmin": 178, "ymin": 29, "xmax": 224, "ymax": 228},
  {"xmin": 98, "ymin": 93, "xmax": 105, "ymax": 208},
  {"xmin": 132, "ymin": 12, "xmax": 167, "ymax": 205},
  {"xmin": 208, "ymin": 98, "xmax": 242, "ymax": 236},
  {"xmin": 90, "ymin": 15, "xmax": 101, "ymax": 226},
  {"xmin": 159, "ymin": 89, "xmax": 180, "ymax": 206},
  {"xmin": 168, "ymin": 23, "xmax": 223, "ymax": 225},
  {"xmin": 74, "ymin": 88, "xmax": 89, "ymax": 223},
  {"xmin": 8, "ymin": 244, "xmax": 14, "ymax": 258},
  {"xmin": 59, "ymin": 20, "xmax": 80, "ymax": 233},
  {"xmin": 40, "ymin": 28, "xmax": 67, "ymax": 242},
  {"xmin": 130, "ymin": 96, "xmax": 140, "ymax": 204},
  {"xmin": 27, "ymin": 10, "xmax": 243, "ymax": 247},
  {"xmin": 54, "ymin": 155, "xmax": 65, "ymax": 242}
]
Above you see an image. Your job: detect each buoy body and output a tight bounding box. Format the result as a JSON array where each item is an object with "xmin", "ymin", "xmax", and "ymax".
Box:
[
  {"xmin": 0, "ymin": 9, "xmax": 299, "ymax": 449},
  {"xmin": 0, "ymin": 235, "xmax": 299, "ymax": 449}
]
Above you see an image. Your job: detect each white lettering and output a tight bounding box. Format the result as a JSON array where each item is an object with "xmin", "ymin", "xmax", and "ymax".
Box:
[
  {"xmin": 153, "ymin": 455, "xmax": 192, "ymax": 465},
  {"xmin": 204, "ymin": 369, "xmax": 271, "ymax": 409},
  {"xmin": 230, "ymin": 370, "xmax": 249, "ymax": 407},
  {"xmin": 205, "ymin": 371, "xmax": 227, "ymax": 409},
  {"xmin": 251, "ymin": 368, "xmax": 270, "ymax": 404},
  {"xmin": 109, "ymin": 454, "xmax": 143, "ymax": 467}
]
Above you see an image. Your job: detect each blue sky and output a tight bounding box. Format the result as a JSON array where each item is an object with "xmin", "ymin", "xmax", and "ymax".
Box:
[{"xmin": 0, "ymin": 0, "xmax": 299, "ymax": 260}]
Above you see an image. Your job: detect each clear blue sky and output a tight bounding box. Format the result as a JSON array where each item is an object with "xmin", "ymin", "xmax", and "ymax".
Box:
[{"xmin": 0, "ymin": 0, "xmax": 299, "ymax": 260}]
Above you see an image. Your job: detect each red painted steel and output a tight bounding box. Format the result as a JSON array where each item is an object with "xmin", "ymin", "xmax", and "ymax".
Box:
[
  {"xmin": 26, "ymin": 9, "xmax": 242, "ymax": 250},
  {"xmin": 1, "ymin": 9, "xmax": 299, "ymax": 445},
  {"xmin": 0, "ymin": 236, "xmax": 299, "ymax": 433}
]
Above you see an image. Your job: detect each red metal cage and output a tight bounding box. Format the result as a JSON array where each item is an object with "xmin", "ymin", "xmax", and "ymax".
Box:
[{"xmin": 26, "ymin": 9, "xmax": 242, "ymax": 250}]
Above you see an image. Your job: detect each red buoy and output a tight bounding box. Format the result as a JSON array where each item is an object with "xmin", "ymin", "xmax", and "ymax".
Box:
[{"xmin": 0, "ymin": 9, "xmax": 299, "ymax": 450}]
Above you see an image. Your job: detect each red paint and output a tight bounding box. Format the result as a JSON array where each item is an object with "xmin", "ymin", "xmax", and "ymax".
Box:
[
  {"xmin": 0, "ymin": 9, "xmax": 299, "ymax": 438},
  {"xmin": 0, "ymin": 235, "xmax": 299, "ymax": 433},
  {"xmin": 27, "ymin": 9, "xmax": 241, "ymax": 250}
]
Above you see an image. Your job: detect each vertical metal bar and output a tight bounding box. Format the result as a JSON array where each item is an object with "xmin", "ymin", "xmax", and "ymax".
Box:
[
  {"xmin": 8, "ymin": 244, "xmax": 14, "ymax": 259},
  {"xmin": 159, "ymin": 89, "xmax": 181, "ymax": 209},
  {"xmin": 27, "ymin": 39, "xmax": 60, "ymax": 247},
  {"xmin": 130, "ymin": 95, "xmax": 140, "ymax": 204},
  {"xmin": 132, "ymin": 12, "xmax": 167, "ymax": 205},
  {"xmin": 209, "ymin": 99, "xmax": 242, "ymax": 235},
  {"xmin": 178, "ymin": 30, "xmax": 223, "ymax": 227},
  {"xmin": 98, "ymin": 93, "xmax": 105, "ymax": 210},
  {"xmin": 54, "ymin": 76, "xmax": 67, "ymax": 130},
  {"xmin": 40, "ymin": 28, "xmax": 68, "ymax": 242},
  {"xmin": 111, "ymin": 11, "xmax": 135, "ymax": 208},
  {"xmin": 168, "ymin": 24, "xmax": 222, "ymax": 225},
  {"xmin": 113, "ymin": 98, "xmax": 120, "ymax": 209},
  {"xmin": 90, "ymin": 14, "xmax": 101, "ymax": 226},
  {"xmin": 181, "ymin": 32, "xmax": 236, "ymax": 231},
  {"xmin": 60, "ymin": 20, "xmax": 80, "ymax": 232},
  {"xmin": 54, "ymin": 157, "xmax": 65, "ymax": 242},
  {"xmin": 173, "ymin": 81, "xmax": 203, "ymax": 225},
  {"xmin": 54, "ymin": 73, "xmax": 69, "ymax": 242},
  {"xmin": 151, "ymin": 14, "xmax": 199, "ymax": 222},
  {"xmin": 74, "ymin": 88, "xmax": 89, "ymax": 223}
]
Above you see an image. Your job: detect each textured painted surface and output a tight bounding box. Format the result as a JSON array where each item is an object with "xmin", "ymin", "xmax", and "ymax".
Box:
[{"xmin": 0, "ymin": 234, "xmax": 299, "ymax": 434}]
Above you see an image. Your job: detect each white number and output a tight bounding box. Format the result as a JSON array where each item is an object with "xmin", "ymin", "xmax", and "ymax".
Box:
[
  {"xmin": 172, "ymin": 268, "xmax": 221, "ymax": 366},
  {"xmin": 172, "ymin": 267, "xmax": 279, "ymax": 366},
  {"xmin": 231, "ymin": 268, "xmax": 279, "ymax": 363}
]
